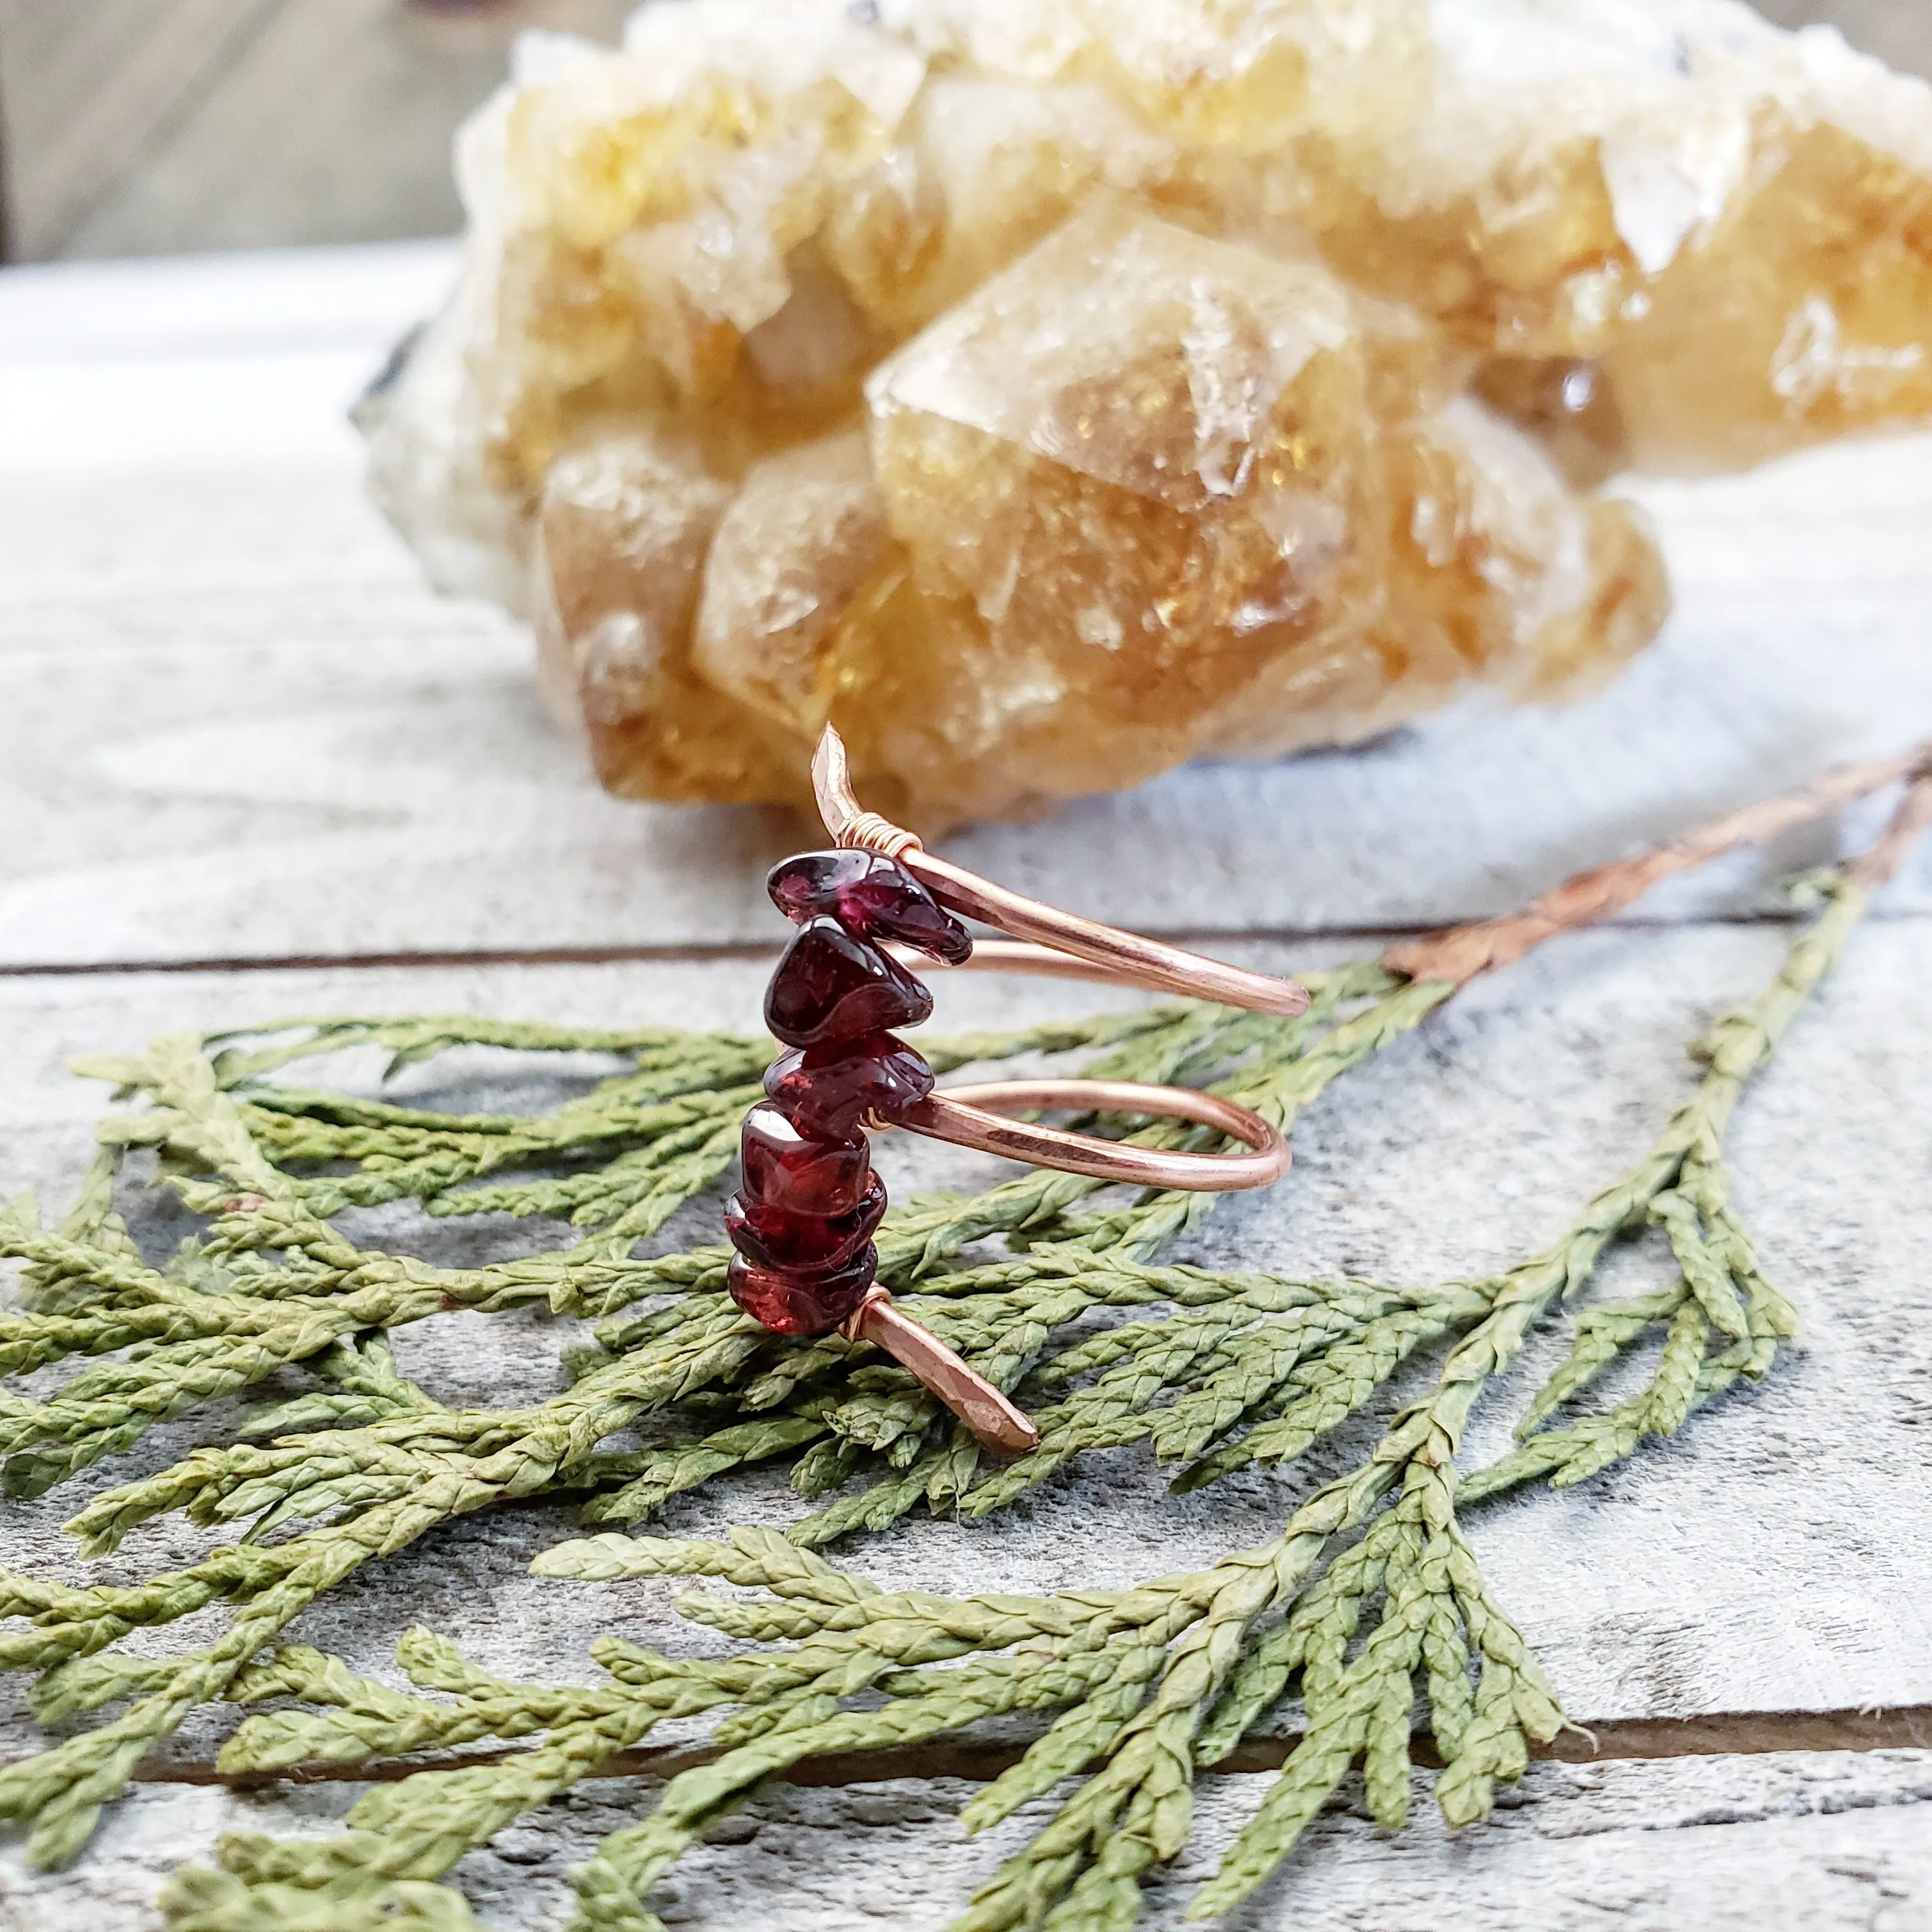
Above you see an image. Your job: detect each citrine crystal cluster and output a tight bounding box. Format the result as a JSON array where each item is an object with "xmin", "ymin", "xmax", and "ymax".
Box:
[
  {"xmin": 363, "ymin": 0, "xmax": 1932, "ymax": 825},
  {"xmin": 726, "ymin": 851, "xmax": 964, "ymax": 1335}
]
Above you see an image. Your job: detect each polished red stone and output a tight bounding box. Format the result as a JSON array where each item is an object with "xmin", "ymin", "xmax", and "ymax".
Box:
[
  {"xmin": 765, "ymin": 917, "xmax": 934, "ymax": 1049},
  {"xmin": 731, "ymin": 848, "xmax": 953, "ymax": 1340},
  {"xmin": 724, "ymin": 1172, "xmax": 886, "ymax": 1272},
  {"xmin": 768, "ymin": 850, "xmax": 972, "ymax": 965},
  {"xmin": 763, "ymin": 1031, "xmax": 935, "ymax": 1138},
  {"xmin": 727, "ymin": 1245, "xmax": 877, "ymax": 1337},
  {"xmin": 737, "ymin": 1102, "xmax": 870, "ymax": 1215}
]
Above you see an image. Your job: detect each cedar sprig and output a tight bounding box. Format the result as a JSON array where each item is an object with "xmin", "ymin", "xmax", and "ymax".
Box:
[
  {"xmin": 535, "ymin": 860, "xmax": 1856, "ymax": 1931},
  {"xmin": 0, "ymin": 1000, "xmax": 1200, "ymax": 1492},
  {"xmin": 0, "ymin": 969, "xmax": 1421, "ymax": 1865},
  {"xmin": 0, "ymin": 752, "xmax": 1921, "ymax": 1926}
]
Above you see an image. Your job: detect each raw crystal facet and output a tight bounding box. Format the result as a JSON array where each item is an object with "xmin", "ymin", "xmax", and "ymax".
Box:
[
  {"xmin": 532, "ymin": 425, "xmax": 797, "ymax": 798},
  {"xmin": 364, "ymin": 0, "xmax": 1932, "ymax": 823}
]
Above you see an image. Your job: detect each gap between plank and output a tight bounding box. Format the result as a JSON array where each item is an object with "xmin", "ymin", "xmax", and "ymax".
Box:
[
  {"xmin": 0, "ymin": 910, "xmax": 1885, "ymax": 981},
  {"xmin": 129, "ymin": 1704, "xmax": 1932, "ymax": 1793}
]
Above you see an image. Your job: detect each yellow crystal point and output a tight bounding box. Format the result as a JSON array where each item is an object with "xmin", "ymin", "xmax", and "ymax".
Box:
[{"xmin": 362, "ymin": 0, "xmax": 1932, "ymax": 824}]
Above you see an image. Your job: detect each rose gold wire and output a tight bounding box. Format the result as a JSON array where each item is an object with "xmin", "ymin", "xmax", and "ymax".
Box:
[
  {"xmin": 885, "ymin": 937, "xmax": 1154, "ymax": 988},
  {"xmin": 809, "ymin": 724, "xmax": 1302, "ymax": 1449},
  {"xmin": 813, "ymin": 726, "xmax": 1311, "ymax": 1018},
  {"xmin": 818, "ymin": 735, "xmax": 1932, "ymax": 1458},
  {"xmin": 896, "ymin": 1080, "xmax": 1290, "ymax": 1190},
  {"xmin": 839, "ymin": 1286, "xmax": 1041, "ymax": 1455}
]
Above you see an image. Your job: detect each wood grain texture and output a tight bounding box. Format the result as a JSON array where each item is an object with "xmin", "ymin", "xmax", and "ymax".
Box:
[
  {"xmin": 0, "ymin": 238, "xmax": 460, "ymax": 360},
  {"xmin": 3, "ymin": 238, "xmax": 1931, "ymax": 1926},
  {"xmin": 8, "ymin": 486, "xmax": 1932, "ymax": 961},
  {"xmin": 0, "ymin": 1, "xmax": 637, "ymax": 264},
  {"xmin": 0, "ymin": 0, "xmax": 281, "ymax": 263},
  {"xmin": 4, "ymin": 1749, "xmax": 1931, "ymax": 1931},
  {"xmin": 3, "ymin": 243, "xmax": 1932, "ymax": 963}
]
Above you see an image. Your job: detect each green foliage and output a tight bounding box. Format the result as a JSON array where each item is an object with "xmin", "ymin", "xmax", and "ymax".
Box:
[{"xmin": 0, "ymin": 856, "xmax": 1889, "ymax": 1927}]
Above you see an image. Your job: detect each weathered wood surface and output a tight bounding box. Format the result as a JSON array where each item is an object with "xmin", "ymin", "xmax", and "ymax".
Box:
[
  {"xmin": 3, "ymin": 241, "xmax": 1932, "ymax": 1928},
  {"xmin": 3, "ymin": 245, "xmax": 1932, "ymax": 966},
  {"xmin": 0, "ymin": 1, "xmax": 637, "ymax": 264},
  {"xmin": 0, "ymin": 0, "xmax": 280, "ymax": 263},
  {"xmin": 3, "ymin": 922, "xmax": 1932, "ymax": 1923},
  {"xmin": 8, "ymin": 1751, "xmax": 1932, "ymax": 1931}
]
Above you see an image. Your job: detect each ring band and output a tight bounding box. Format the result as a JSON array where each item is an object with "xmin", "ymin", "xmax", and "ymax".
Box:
[
  {"xmin": 723, "ymin": 728, "xmax": 1307, "ymax": 1455},
  {"xmin": 837, "ymin": 1286, "xmax": 1040, "ymax": 1456},
  {"xmin": 815, "ymin": 726, "xmax": 1311, "ymax": 1020},
  {"xmin": 897, "ymin": 1081, "xmax": 1291, "ymax": 1191}
]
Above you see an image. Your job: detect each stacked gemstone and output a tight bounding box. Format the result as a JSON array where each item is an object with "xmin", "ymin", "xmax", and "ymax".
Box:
[{"xmin": 726, "ymin": 850, "xmax": 972, "ymax": 1337}]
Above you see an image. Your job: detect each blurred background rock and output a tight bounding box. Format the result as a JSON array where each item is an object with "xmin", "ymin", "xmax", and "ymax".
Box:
[{"xmin": 0, "ymin": 0, "xmax": 1924, "ymax": 264}]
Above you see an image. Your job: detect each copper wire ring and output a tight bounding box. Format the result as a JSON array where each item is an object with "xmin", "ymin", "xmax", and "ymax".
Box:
[
  {"xmin": 790, "ymin": 728, "xmax": 1307, "ymax": 1455},
  {"xmin": 892, "ymin": 1081, "xmax": 1290, "ymax": 1190},
  {"xmin": 815, "ymin": 725, "xmax": 1302, "ymax": 1193},
  {"xmin": 815, "ymin": 727, "xmax": 1312, "ymax": 1019}
]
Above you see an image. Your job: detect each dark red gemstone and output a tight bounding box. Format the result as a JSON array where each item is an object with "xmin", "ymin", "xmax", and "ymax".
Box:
[
  {"xmin": 725, "ymin": 1173, "xmax": 886, "ymax": 1272},
  {"xmin": 763, "ymin": 1032, "xmax": 935, "ymax": 1138},
  {"xmin": 728, "ymin": 1245, "xmax": 878, "ymax": 1337},
  {"xmin": 738, "ymin": 1103, "xmax": 871, "ymax": 1215},
  {"xmin": 765, "ymin": 917, "xmax": 933, "ymax": 1049},
  {"xmin": 768, "ymin": 850, "xmax": 972, "ymax": 966}
]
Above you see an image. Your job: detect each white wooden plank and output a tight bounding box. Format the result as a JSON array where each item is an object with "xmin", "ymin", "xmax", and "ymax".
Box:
[
  {"xmin": 428, "ymin": 1749, "xmax": 1932, "ymax": 1932},
  {"xmin": 5, "ymin": 528, "xmax": 1932, "ymax": 963},
  {"xmin": 0, "ymin": 0, "xmax": 280, "ymax": 264},
  {"xmin": 55, "ymin": 0, "xmax": 629, "ymax": 263},
  {"xmin": 1, "ymin": 250, "xmax": 1931, "ymax": 963},
  {"xmin": 0, "ymin": 241, "xmax": 457, "ymax": 361},
  {"xmin": 0, "ymin": 349, "xmax": 385, "ymax": 473},
  {"xmin": 0, "ymin": 434, "xmax": 1928, "ymax": 956},
  {"xmin": 4, "ymin": 1749, "xmax": 1931, "ymax": 1931},
  {"xmin": 0, "ymin": 467, "xmax": 427, "ymax": 618},
  {"xmin": 2, "ymin": 923, "xmax": 1928, "ymax": 1774},
  {"xmin": 0, "ymin": 624, "xmax": 785, "ymax": 970}
]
